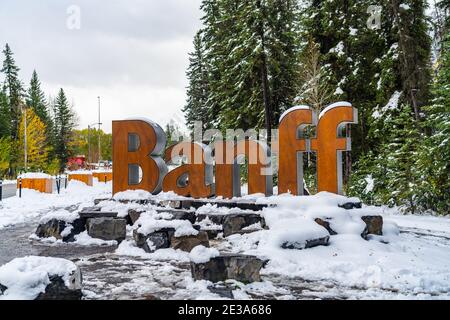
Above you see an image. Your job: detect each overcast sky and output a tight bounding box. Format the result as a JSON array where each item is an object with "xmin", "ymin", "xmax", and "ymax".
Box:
[{"xmin": 0, "ymin": 0, "xmax": 203, "ymax": 133}]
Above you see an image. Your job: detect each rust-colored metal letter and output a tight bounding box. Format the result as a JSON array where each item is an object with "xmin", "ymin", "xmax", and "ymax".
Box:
[
  {"xmin": 163, "ymin": 142, "xmax": 214, "ymax": 198},
  {"xmin": 278, "ymin": 106, "xmax": 313, "ymax": 195},
  {"xmin": 112, "ymin": 119, "xmax": 167, "ymax": 195},
  {"xmin": 310, "ymin": 102, "xmax": 358, "ymax": 194},
  {"xmin": 215, "ymin": 140, "xmax": 272, "ymax": 198}
]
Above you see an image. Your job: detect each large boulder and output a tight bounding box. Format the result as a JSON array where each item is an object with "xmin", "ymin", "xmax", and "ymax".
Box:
[
  {"xmin": 86, "ymin": 217, "xmax": 126, "ymax": 243},
  {"xmin": 35, "ymin": 218, "xmax": 85, "ymax": 242},
  {"xmin": 170, "ymin": 231, "xmax": 209, "ymax": 252},
  {"xmin": 128, "ymin": 209, "xmax": 197, "ymax": 225},
  {"xmin": 36, "ymin": 273, "xmax": 82, "ymax": 300},
  {"xmin": 0, "ymin": 256, "xmax": 82, "ymax": 300},
  {"xmin": 133, "ymin": 228, "xmax": 175, "ymax": 253},
  {"xmin": 79, "ymin": 210, "xmax": 118, "ymax": 219},
  {"xmin": 191, "ymin": 254, "xmax": 265, "ymax": 283},
  {"xmin": 361, "ymin": 215, "xmax": 383, "ymax": 239},
  {"xmin": 166, "ymin": 210, "xmax": 197, "ymax": 224},
  {"xmin": 196, "ymin": 213, "xmax": 226, "ymax": 225},
  {"xmin": 222, "ymin": 214, "xmax": 265, "ymax": 237},
  {"xmin": 128, "ymin": 209, "xmax": 144, "ymax": 225}
]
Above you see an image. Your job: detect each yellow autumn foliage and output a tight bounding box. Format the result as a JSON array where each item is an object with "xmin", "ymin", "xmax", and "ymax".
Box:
[{"xmin": 17, "ymin": 108, "xmax": 50, "ymax": 171}]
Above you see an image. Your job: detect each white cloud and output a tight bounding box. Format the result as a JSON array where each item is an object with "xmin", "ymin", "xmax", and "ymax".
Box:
[{"xmin": 0, "ymin": 0, "xmax": 203, "ymax": 132}]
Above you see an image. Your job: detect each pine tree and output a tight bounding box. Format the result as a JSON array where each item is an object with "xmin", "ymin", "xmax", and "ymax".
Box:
[
  {"xmin": 197, "ymin": 0, "xmax": 301, "ymax": 134},
  {"xmin": 1, "ymin": 44, "xmax": 23, "ymax": 141},
  {"xmin": 416, "ymin": 34, "xmax": 450, "ymax": 214},
  {"xmin": 0, "ymin": 91, "xmax": 11, "ymax": 138},
  {"xmin": 183, "ymin": 31, "xmax": 211, "ymax": 132},
  {"xmin": 53, "ymin": 89, "xmax": 77, "ymax": 171},
  {"xmin": 17, "ymin": 108, "xmax": 49, "ymax": 171},
  {"xmin": 27, "ymin": 70, "xmax": 50, "ymax": 125},
  {"xmin": 381, "ymin": 104, "xmax": 422, "ymax": 212},
  {"xmin": 350, "ymin": 103, "xmax": 422, "ymax": 212}
]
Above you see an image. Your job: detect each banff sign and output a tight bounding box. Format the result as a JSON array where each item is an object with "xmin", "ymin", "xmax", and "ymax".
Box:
[{"xmin": 112, "ymin": 102, "xmax": 358, "ymax": 198}]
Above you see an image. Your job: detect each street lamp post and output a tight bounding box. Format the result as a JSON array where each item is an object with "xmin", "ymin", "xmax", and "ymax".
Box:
[
  {"xmin": 86, "ymin": 97, "xmax": 102, "ymax": 169},
  {"xmin": 87, "ymin": 122, "xmax": 101, "ymax": 167},
  {"xmin": 98, "ymin": 96, "xmax": 101, "ymax": 163}
]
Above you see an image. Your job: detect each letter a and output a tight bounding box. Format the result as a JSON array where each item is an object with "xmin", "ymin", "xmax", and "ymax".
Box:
[
  {"xmin": 163, "ymin": 142, "xmax": 214, "ymax": 198},
  {"xmin": 112, "ymin": 119, "xmax": 168, "ymax": 195}
]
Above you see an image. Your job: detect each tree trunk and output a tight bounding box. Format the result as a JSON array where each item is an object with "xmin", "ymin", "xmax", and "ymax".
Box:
[{"xmin": 257, "ymin": 0, "xmax": 272, "ymax": 142}]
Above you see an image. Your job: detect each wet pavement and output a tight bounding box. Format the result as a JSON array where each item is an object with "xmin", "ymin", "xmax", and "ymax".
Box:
[{"xmin": 0, "ymin": 221, "xmax": 117, "ymax": 265}]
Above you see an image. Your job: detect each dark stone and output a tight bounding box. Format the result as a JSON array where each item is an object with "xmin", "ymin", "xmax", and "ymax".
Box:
[
  {"xmin": 35, "ymin": 218, "xmax": 86, "ymax": 242},
  {"xmin": 133, "ymin": 228, "xmax": 175, "ymax": 253},
  {"xmin": 196, "ymin": 214, "xmax": 226, "ymax": 225},
  {"xmin": 35, "ymin": 219, "xmax": 66, "ymax": 240},
  {"xmin": 35, "ymin": 275, "xmax": 82, "ymax": 300},
  {"xmin": 157, "ymin": 200, "xmax": 183, "ymax": 209},
  {"xmin": 170, "ymin": 231, "xmax": 209, "ymax": 252},
  {"xmin": 207, "ymin": 284, "xmax": 235, "ymax": 299},
  {"xmin": 361, "ymin": 216, "xmax": 383, "ymax": 239},
  {"xmin": 222, "ymin": 214, "xmax": 265, "ymax": 237},
  {"xmin": 128, "ymin": 209, "xmax": 144, "ymax": 225},
  {"xmin": 94, "ymin": 198, "xmax": 110, "ymax": 205},
  {"xmin": 0, "ymin": 283, "xmax": 7, "ymax": 295},
  {"xmin": 281, "ymin": 236, "xmax": 330, "ymax": 250},
  {"xmin": 202, "ymin": 229, "xmax": 222, "ymax": 240},
  {"xmin": 314, "ymin": 218, "xmax": 338, "ymax": 235},
  {"xmin": 79, "ymin": 211, "xmax": 118, "ymax": 219},
  {"xmin": 128, "ymin": 208, "xmax": 197, "ymax": 226},
  {"xmin": 80, "ymin": 206, "xmax": 101, "ymax": 213},
  {"xmin": 86, "ymin": 217, "xmax": 126, "ymax": 242},
  {"xmin": 191, "ymin": 254, "xmax": 265, "ymax": 283},
  {"xmin": 161, "ymin": 209, "xmax": 197, "ymax": 224},
  {"xmin": 339, "ymin": 202, "xmax": 363, "ymax": 210}
]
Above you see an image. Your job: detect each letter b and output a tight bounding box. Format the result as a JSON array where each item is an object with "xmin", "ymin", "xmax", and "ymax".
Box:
[{"xmin": 112, "ymin": 119, "xmax": 168, "ymax": 195}]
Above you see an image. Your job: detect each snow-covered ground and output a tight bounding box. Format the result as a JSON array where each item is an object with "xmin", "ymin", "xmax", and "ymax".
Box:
[
  {"xmin": 0, "ymin": 181, "xmax": 449, "ymax": 300},
  {"xmin": 0, "ymin": 180, "xmax": 111, "ymax": 230}
]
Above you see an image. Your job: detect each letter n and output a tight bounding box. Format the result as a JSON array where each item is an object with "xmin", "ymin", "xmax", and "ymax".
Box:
[
  {"xmin": 112, "ymin": 119, "xmax": 167, "ymax": 195},
  {"xmin": 215, "ymin": 140, "xmax": 272, "ymax": 198}
]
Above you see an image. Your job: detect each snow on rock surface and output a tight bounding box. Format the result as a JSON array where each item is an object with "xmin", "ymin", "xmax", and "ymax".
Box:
[
  {"xmin": 39, "ymin": 209, "xmax": 80, "ymax": 224},
  {"xmin": 116, "ymin": 240, "xmax": 190, "ymax": 262},
  {"xmin": 189, "ymin": 245, "xmax": 220, "ymax": 264},
  {"xmin": 0, "ymin": 256, "xmax": 78, "ymax": 300},
  {"xmin": 215, "ymin": 193, "xmax": 450, "ymax": 296},
  {"xmin": 135, "ymin": 211, "xmax": 198, "ymax": 237}
]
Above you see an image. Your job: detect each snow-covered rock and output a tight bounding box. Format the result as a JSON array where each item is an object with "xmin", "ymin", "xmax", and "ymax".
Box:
[
  {"xmin": 0, "ymin": 256, "xmax": 82, "ymax": 300},
  {"xmin": 189, "ymin": 245, "xmax": 220, "ymax": 264}
]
